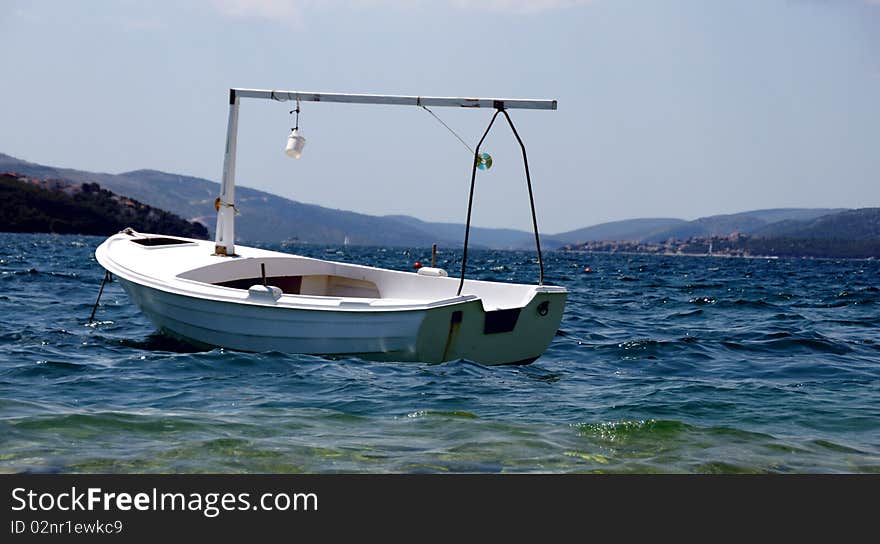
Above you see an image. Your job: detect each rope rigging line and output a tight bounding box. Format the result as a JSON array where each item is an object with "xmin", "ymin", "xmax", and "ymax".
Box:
[
  {"xmin": 421, "ymin": 105, "xmax": 475, "ymax": 155},
  {"xmin": 214, "ymin": 197, "xmax": 240, "ymax": 215}
]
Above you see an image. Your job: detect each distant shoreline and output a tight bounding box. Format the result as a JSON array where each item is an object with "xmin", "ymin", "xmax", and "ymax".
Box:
[
  {"xmin": 562, "ymin": 248, "xmax": 877, "ymax": 262},
  {"xmin": 0, "ymin": 229, "xmax": 877, "ymax": 262}
]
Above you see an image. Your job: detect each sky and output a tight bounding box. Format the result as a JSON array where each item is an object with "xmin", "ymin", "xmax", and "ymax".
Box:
[{"xmin": 1, "ymin": 0, "xmax": 878, "ymax": 234}]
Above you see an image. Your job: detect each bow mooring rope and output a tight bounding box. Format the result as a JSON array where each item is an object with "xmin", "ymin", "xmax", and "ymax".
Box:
[{"xmin": 88, "ymin": 270, "xmax": 113, "ymax": 324}]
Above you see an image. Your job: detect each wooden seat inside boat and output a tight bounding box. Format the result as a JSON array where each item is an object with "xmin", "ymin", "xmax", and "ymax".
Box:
[
  {"xmin": 213, "ymin": 274, "xmax": 380, "ymax": 298},
  {"xmin": 179, "ymin": 256, "xmax": 381, "ymax": 299}
]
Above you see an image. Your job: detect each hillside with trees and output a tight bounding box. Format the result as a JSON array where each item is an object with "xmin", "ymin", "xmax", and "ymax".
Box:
[{"xmin": 0, "ymin": 173, "xmax": 208, "ymax": 238}]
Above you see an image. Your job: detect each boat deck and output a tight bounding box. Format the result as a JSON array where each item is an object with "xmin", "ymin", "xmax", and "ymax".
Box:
[{"xmin": 97, "ymin": 231, "xmax": 565, "ymax": 312}]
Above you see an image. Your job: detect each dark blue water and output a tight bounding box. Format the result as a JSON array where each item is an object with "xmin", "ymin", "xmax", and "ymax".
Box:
[{"xmin": 1, "ymin": 233, "xmax": 878, "ymax": 473}]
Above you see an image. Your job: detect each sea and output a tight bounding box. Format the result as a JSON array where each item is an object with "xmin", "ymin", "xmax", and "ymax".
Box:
[{"xmin": 1, "ymin": 232, "xmax": 878, "ymax": 473}]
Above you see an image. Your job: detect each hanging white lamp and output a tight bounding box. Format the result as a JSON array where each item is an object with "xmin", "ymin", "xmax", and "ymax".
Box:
[
  {"xmin": 285, "ymin": 99, "xmax": 306, "ymax": 159},
  {"xmin": 285, "ymin": 128, "xmax": 306, "ymax": 159}
]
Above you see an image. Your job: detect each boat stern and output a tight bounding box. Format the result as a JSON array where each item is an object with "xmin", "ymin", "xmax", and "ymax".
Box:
[{"xmin": 415, "ymin": 286, "xmax": 566, "ymax": 365}]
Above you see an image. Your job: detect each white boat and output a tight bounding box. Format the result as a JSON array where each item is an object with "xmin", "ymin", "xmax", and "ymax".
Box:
[{"xmin": 95, "ymin": 89, "xmax": 567, "ymax": 365}]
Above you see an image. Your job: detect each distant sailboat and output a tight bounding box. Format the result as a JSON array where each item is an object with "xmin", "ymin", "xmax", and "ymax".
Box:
[{"xmin": 344, "ymin": 235, "xmax": 350, "ymax": 246}]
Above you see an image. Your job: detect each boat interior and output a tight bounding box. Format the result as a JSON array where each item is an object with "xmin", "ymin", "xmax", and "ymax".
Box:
[
  {"xmin": 176, "ymin": 254, "xmax": 538, "ymax": 309},
  {"xmin": 179, "ymin": 256, "xmax": 383, "ymax": 298},
  {"xmin": 119, "ymin": 233, "xmax": 542, "ymax": 309}
]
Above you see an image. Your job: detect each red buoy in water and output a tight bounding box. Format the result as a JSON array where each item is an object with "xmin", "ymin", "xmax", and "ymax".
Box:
[
  {"xmin": 413, "ymin": 261, "xmax": 422, "ymax": 270},
  {"xmin": 584, "ymin": 266, "xmax": 592, "ymax": 273}
]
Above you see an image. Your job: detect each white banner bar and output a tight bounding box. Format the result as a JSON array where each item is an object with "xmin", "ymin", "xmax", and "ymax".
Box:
[{"xmin": 233, "ymin": 88, "xmax": 557, "ymax": 110}]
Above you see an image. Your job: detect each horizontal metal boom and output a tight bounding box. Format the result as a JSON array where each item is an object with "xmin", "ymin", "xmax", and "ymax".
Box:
[{"xmin": 232, "ymin": 88, "xmax": 557, "ymax": 110}]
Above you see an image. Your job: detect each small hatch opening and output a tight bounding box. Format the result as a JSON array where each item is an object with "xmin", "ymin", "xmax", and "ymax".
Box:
[
  {"xmin": 483, "ymin": 307, "xmax": 521, "ymax": 334},
  {"xmin": 130, "ymin": 237, "xmax": 192, "ymax": 247}
]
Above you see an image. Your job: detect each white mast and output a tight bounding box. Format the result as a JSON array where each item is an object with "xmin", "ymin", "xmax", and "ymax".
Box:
[
  {"xmin": 214, "ymin": 91, "xmax": 240, "ymax": 256},
  {"xmin": 213, "ymin": 88, "xmax": 557, "ymax": 257}
]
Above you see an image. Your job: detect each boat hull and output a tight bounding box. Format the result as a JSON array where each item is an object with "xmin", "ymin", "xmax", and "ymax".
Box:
[
  {"xmin": 116, "ymin": 276, "xmax": 565, "ymax": 364},
  {"xmin": 116, "ymin": 276, "xmax": 426, "ymax": 358}
]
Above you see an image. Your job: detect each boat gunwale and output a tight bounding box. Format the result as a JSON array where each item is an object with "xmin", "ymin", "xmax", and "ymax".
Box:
[{"xmin": 96, "ymin": 232, "xmax": 566, "ymax": 314}]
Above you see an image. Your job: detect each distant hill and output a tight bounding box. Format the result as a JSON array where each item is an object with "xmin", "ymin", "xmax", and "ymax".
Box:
[
  {"xmin": 120, "ymin": 170, "xmax": 449, "ymax": 247},
  {"xmin": 642, "ymin": 208, "xmax": 845, "ymax": 243},
  {"xmin": 751, "ymin": 208, "xmax": 880, "ymax": 240},
  {"xmin": 1, "ymin": 153, "xmax": 865, "ymax": 250},
  {"xmin": 0, "ymin": 173, "xmax": 208, "ymax": 238},
  {"xmin": 565, "ymin": 208, "xmax": 880, "ymax": 259},
  {"xmin": 0, "ymin": 154, "xmax": 444, "ymax": 247},
  {"xmin": 384, "ymin": 215, "xmax": 535, "ymax": 249},
  {"xmin": 548, "ymin": 218, "xmax": 687, "ymax": 245}
]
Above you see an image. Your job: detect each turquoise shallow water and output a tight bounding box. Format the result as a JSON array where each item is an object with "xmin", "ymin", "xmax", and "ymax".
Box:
[{"xmin": 1, "ymin": 233, "xmax": 878, "ymax": 473}]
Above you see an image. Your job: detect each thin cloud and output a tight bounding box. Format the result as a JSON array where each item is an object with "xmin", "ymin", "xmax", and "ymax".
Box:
[
  {"xmin": 208, "ymin": 0, "xmax": 308, "ymax": 24},
  {"xmin": 118, "ymin": 16, "xmax": 168, "ymax": 31},
  {"xmin": 207, "ymin": 0, "xmax": 592, "ymax": 24},
  {"xmin": 451, "ymin": 0, "xmax": 593, "ymax": 13}
]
